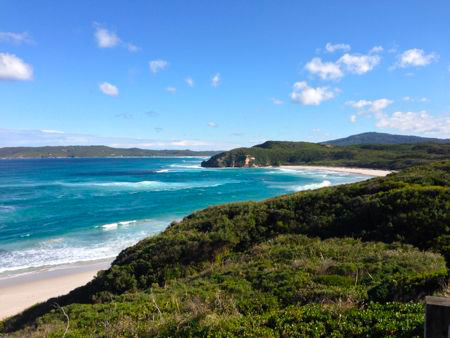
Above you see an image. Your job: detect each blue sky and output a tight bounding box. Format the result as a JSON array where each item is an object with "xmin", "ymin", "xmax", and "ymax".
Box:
[{"xmin": 1, "ymin": 0, "xmax": 449, "ymax": 150}]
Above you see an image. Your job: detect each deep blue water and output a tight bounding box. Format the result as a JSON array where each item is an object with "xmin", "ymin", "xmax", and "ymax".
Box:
[{"xmin": 0, "ymin": 157, "xmax": 368, "ymax": 275}]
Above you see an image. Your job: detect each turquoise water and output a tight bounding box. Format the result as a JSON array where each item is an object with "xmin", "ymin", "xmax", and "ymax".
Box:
[{"xmin": 0, "ymin": 157, "xmax": 369, "ymax": 275}]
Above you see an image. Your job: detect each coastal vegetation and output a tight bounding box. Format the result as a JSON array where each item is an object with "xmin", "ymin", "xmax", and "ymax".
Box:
[
  {"xmin": 321, "ymin": 132, "xmax": 450, "ymax": 146},
  {"xmin": 201, "ymin": 141, "xmax": 450, "ymax": 169},
  {"xmin": 0, "ymin": 146, "xmax": 219, "ymax": 159},
  {"xmin": 1, "ymin": 160, "xmax": 449, "ymax": 337}
]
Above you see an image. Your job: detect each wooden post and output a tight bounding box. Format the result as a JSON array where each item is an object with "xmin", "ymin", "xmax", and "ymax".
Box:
[{"xmin": 425, "ymin": 296, "xmax": 450, "ymax": 338}]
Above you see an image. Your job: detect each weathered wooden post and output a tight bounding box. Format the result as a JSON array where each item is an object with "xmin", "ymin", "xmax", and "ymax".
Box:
[{"xmin": 425, "ymin": 296, "xmax": 450, "ymax": 338}]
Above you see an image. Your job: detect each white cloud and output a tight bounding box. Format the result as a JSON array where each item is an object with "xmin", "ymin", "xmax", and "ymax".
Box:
[
  {"xmin": 305, "ymin": 57, "xmax": 343, "ymax": 80},
  {"xmin": 402, "ymin": 96, "xmax": 429, "ymax": 103},
  {"xmin": 0, "ymin": 53, "xmax": 33, "ymax": 81},
  {"xmin": 185, "ymin": 77, "xmax": 194, "ymax": 87},
  {"xmin": 398, "ymin": 48, "xmax": 438, "ymax": 68},
  {"xmin": 290, "ymin": 81, "xmax": 335, "ymax": 105},
  {"xmin": 94, "ymin": 27, "xmax": 120, "ymax": 48},
  {"xmin": 306, "ymin": 50, "xmax": 381, "ymax": 81},
  {"xmin": 350, "ymin": 115, "xmax": 357, "ymax": 123},
  {"xmin": 171, "ymin": 140, "xmax": 210, "ymax": 147},
  {"xmin": 149, "ymin": 60, "xmax": 168, "ymax": 73},
  {"xmin": 0, "ymin": 32, "xmax": 32, "ymax": 44},
  {"xmin": 126, "ymin": 43, "xmax": 139, "ymax": 52},
  {"xmin": 369, "ymin": 46, "xmax": 384, "ymax": 54},
  {"xmin": 99, "ymin": 82, "xmax": 119, "ymax": 96},
  {"xmin": 0, "ymin": 128, "xmax": 231, "ymax": 150},
  {"xmin": 208, "ymin": 122, "xmax": 218, "ymax": 128},
  {"xmin": 271, "ymin": 97, "xmax": 284, "ymax": 105},
  {"xmin": 93, "ymin": 24, "xmax": 139, "ymax": 52},
  {"xmin": 211, "ymin": 73, "xmax": 220, "ymax": 87},
  {"xmin": 376, "ymin": 110, "xmax": 450, "ymax": 135},
  {"xmin": 338, "ymin": 53, "xmax": 380, "ymax": 74},
  {"xmin": 325, "ymin": 42, "xmax": 351, "ymax": 53},
  {"xmin": 40, "ymin": 129, "xmax": 64, "ymax": 134},
  {"xmin": 346, "ymin": 98, "xmax": 393, "ymax": 113},
  {"xmin": 166, "ymin": 86, "xmax": 176, "ymax": 93}
]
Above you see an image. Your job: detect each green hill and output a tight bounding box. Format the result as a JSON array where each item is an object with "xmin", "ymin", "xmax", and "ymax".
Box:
[
  {"xmin": 1, "ymin": 161, "xmax": 449, "ymax": 337},
  {"xmin": 322, "ymin": 132, "xmax": 450, "ymax": 146},
  {"xmin": 201, "ymin": 141, "xmax": 450, "ymax": 170},
  {"xmin": 0, "ymin": 146, "xmax": 220, "ymax": 158}
]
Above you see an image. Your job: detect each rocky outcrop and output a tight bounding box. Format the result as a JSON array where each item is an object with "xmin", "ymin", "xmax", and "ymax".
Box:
[{"xmin": 202, "ymin": 153, "xmax": 258, "ymax": 167}]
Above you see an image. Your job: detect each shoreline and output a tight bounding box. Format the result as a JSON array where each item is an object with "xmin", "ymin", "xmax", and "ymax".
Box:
[
  {"xmin": 278, "ymin": 165, "xmax": 392, "ymax": 177},
  {"xmin": 0, "ymin": 165, "xmax": 387, "ymax": 320},
  {"xmin": 0, "ymin": 259, "xmax": 112, "ymax": 320}
]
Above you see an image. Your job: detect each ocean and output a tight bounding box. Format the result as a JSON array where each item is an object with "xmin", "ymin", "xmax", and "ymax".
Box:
[{"xmin": 0, "ymin": 157, "xmax": 369, "ymax": 276}]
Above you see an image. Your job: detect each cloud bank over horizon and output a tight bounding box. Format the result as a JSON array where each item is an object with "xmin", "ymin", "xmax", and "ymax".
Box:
[{"xmin": 0, "ymin": 128, "xmax": 242, "ymax": 151}]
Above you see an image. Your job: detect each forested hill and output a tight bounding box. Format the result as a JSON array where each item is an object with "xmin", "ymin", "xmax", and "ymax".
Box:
[
  {"xmin": 321, "ymin": 132, "xmax": 450, "ymax": 146},
  {"xmin": 0, "ymin": 146, "xmax": 220, "ymax": 158},
  {"xmin": 1, "ymin": 161, "xmax": 449, "ymax": 336},
  {"xmin": 201, "ymin": 141, "xmax": 450, "ymax": 170}
]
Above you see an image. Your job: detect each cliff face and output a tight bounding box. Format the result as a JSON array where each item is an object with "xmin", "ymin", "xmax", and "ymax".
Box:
[{"xmin": 202, "ymin": 152, "xmax": 260, "ymax": 167}]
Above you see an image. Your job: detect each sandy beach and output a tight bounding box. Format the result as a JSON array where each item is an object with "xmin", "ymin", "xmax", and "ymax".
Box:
[
  {"xmin": 0, "ymin": 260, "xmax": 111, "ymax": 320},
  {"xmin": 0, "ymin": 165, "xmax": 389, "ymax": 321},
  {"xmin": 279, "ymin": 165, "xmax": 392, "ymax": 177}
]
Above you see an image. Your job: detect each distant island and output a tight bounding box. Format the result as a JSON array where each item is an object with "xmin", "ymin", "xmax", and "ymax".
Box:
[
  {"xmin": 0, "ymin": 146, "xmax": 221, "ymax": 159},
  {"xmin": 202, "ymin": 133, "xmax": 450, "ymax": 170}
]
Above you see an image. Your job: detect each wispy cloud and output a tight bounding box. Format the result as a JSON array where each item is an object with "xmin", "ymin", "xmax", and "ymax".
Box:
[
  {"xmin": 271, "ymin": 98, "xmax": 284, "ymax": 105},
  {"xmin": 166, "ymin": 86, "xmax": 176, "ymax": 93},
  {"xmin": 93, "ymin": 24, "xmax": 139, "ymax": 52},
  {"xmin": 211, "ymin": 73, "xmax": 220, "ymax": 87},
  {"xmin": 94, "ymin": 26, "xmax": 120, "ymax": 48},
  {"xmin": 149, "ymin": 60, "xmax": 169, "ymax": 73},
  {"xmin": 185, "ymin": 77, "xmax": 194, "ymax": 87},
  {"xmin": 99, "ymin": 82, "xmax": 119, "ymax": 96},
  {"xmin": 325, "ymin": 42, "xmax": 351, "ymax": 53},
  {"xmin": 115, "ymin": 113, "xmax": 133, "ymax": 119},
  {"xmin": 208, "ymin": 122, "xmax": 218, "ymax": 128},
  {"xmin": 0, "ymin": 53, "xmax": 33, "ymax": 81},
  {"xmin": 0, "ymin": 128, "xmax": 233, "ymax": 150},
  {"xmin": 346, "ymin": 98, "xmax": 393, "ymax": 113},
  {"xmin": 0, "ymin": 32, "xmax": 33, "ymax": 45},
  {"xmin": 144, "ymin": 110, "xmax": 158, "ymax": 117}
]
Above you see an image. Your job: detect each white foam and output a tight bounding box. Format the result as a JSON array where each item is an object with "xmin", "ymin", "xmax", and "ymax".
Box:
[
  {"xmin": 155, "ymin": 169, "xmax": 170, "ymax": 173},
  {"xmin": 63, "ymin": 180, "xmax": 238, "ymax": 192},
  {"xmin": 101, "ymin": 223, "xmax": 119, "ymax": 230},
  {"xmin": 291, "ymin": 180, "xmax": 332, "ymax": 192},
  {"xmin": 168, "ymin": 164, "xmax": 202, "ymax": 169},
  {"xmin": 0, "ymin": 219, "xmax": 170, "ymax": 274},
  {"xmin": 101, "ymin": 220, "xmax": 137, "ymax": 231}
]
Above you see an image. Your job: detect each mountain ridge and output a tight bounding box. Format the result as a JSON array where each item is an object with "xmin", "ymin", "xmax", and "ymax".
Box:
[
  {"xmin": 321, "ymin": 132, "xmax": 450, "ymax": 146},
  {"xmin": 0, "ymin": 145, "xmax": 220, "ymax": 158}
]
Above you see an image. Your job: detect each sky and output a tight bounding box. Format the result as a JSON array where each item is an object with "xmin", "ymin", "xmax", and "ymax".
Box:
[{"xmin": 1, "ymin": 0, "xmax": 449, "ymax": 150}]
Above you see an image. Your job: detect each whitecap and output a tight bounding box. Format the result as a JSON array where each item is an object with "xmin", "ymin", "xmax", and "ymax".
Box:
[
  {"xmin": 291, "ymin": 180, "xmax": 332, "ymax": 192},
  {"xmin": 62, "ymin": 180, "xmax": 239, "ymax": 192},
  {"xmin": 168, "ymin": 164, "xmax": 202, "ymax": 169}
]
